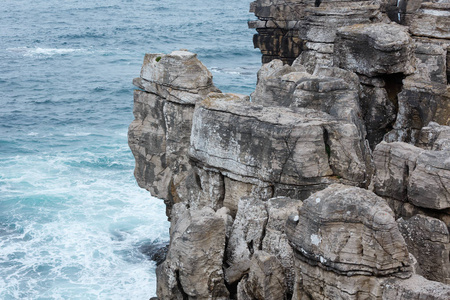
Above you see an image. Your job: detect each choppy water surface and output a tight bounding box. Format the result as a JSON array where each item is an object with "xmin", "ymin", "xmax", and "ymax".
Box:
[{"xmin": 0, "ymin": 0, "xmax": 260, "ymax": 298}]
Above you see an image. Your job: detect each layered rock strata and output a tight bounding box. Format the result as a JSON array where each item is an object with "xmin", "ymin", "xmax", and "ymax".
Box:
[
  {"xmin": 129, "ymin": 48, "xmax": 450, "ymax": 299},
  {"xmin": 250, "ymin": 0, "xmax": 450, "ymax": 147},
  {"xmin": 129, "ymin": 1, "xmax": 450, "ymax": 298}
]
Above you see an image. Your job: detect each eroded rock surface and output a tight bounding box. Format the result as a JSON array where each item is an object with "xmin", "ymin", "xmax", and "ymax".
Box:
[
  {"xmin": 334, "ymin": 23, "xmax": 415, "ymax": 77},
  {"xmin": 398, "ymin": 215, "xmax": 450, "ymax": 284},
  {"xmin": 287, "ymin": 184, "xmax": 412, "ymax": 278},
  {"xmin": 373, "ymin": 141, "xmax": 450, "ymax": 211},
  {"xmin": 129, "ymin": 50, "xmax": 220, "ymax": 217},
  {"xmin": 157, "ymin": 205, "xmax": 229, "ymax": 300},
  {"xmin": 190, "ymin": 93, "xmax": 367, "ymax": 188},
  {"xmin": 382, "ymin": 275, "xmax": 450, "ymax": 300},
  {"xmin": 129, "ymin": 2, "xmax": 450, "ymax": 294}
]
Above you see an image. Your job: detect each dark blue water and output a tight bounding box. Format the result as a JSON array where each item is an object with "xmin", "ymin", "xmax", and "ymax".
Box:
[{"xmin": 0, "ymin": 0, "xmax": 260, "ymax": 298}]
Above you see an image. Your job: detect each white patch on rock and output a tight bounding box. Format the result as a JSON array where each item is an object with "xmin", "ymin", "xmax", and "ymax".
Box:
[
  {"xmin": 311, "ymin": 234, "xmax": 321, "ymax": 246},
  {"xmin": 293, "ymin": 215, "xmax": 299, "ymax": 222},
  {"xmin": 315, "ymin": 197, "xmax": 321, "ymax": 203}
]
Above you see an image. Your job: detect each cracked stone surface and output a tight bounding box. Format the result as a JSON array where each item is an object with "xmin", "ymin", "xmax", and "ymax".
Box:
[
  {"xmin": 225, "ymin": 197, "xmax": 268, "ymax": 284},
  {"xmin": 128, "ymin": 50, "xmax": 220, "ymax": 217},
  {"xmin": 286, "ymin": 184, "xmax": 412, "ymax": 277},
  {"xmin": 129, "ymin": 24, "xmax": 450, "ymax": 297},
  {"xmin": 373, "ymin": 141, "xmax": 424, "ymax": 201},
  {"xmin": 189, "ymin": 92, "xmax": 366, "ymax": 188},
  {"xmin": 398, "ymin": 215, "xmax": 450, "ymax": 284},
  {"xmin": 334, "ymin": 23, "xmax": 415, "ymax": 77},
  {"xmin": 285, "ymin": 184, "xmax": 414, "ymax": 299},
  {"xmin": 157, "ymin": 204, "xmax": 229, "ymax": 300}
]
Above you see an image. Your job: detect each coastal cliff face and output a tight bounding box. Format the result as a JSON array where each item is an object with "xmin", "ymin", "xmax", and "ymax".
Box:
[{"xmin": 129, "ymin": 1, "xmax": 450, "ymax": 299}]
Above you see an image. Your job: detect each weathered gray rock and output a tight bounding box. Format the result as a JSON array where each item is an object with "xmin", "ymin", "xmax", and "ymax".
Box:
[
  {"xmin": 262, "ymin": 197, "xmax": 301, "ymax": 294},
  {"xmin": 360, "ymin": 85, "xmax": 397, "ymax": 148},
  {"xmin": 251, "ymin": 59, "xmax": 309, "ymax": 107},
  {"xmin": 128, "ymin": 90, "xmax": 170, "ymax": 200},
  {"xmin": 285, "ymin": 184, "xmax": 414, "ymax": 299},
  {"xmin": 398, "ymin": 215, "xmax": 450, "ymax": 284},
  {"xmin": 296, "ymin": 0, "xmax": 383, "ymax": 71},
  {"xmin": 250, "ymin": 0, "xmax": 306, "ymax": 21},
  {"xmin": 384, "ymin": 196, "xmax": 450, "ymax": 230},
  {"xmin": 128, "ymin": 89, "xmax": 195, "ymax": 215},
  {"xmin": 140, "ymin": 51, "xmax": 215, "ymax": 94},
  {"xmin": 252, "ymin": 60, "xmax": 366, "ymax": 137},
  {"xmin": 417, "ymin": 122, "xmax": 450, "ymax": 151},
  {"xmin": 249, "ymin": 0, "xmax": 305, "ymax": 64},
  {"xmin": 287, "ymin": 184, "xmax": 412, "ymax": 277},
  {"xmin": 265, "ymin": 196, "xmax": 301, "ymax": 232},
  {"xmin": 299, "ymin": 2, "xmax": 382, "ymax": 45},
  {"xmin": 261, "ymin": 229, "xmax": 295, "ymax": 296},
  {"xmin": 190, "ymin": 92, "xmax": 367, "ymax": 189},
  {"xmin": 215, "ymin": 206, "xmax": 234, "ymax": 239},
  {"xmin": 312, "ymin": 66, "xmax": 361, "ymax": 92},
  {"xmin": 385, "ymin": 79, "xmax": 449, "ymax": 144},
  {"xmin": 410, "ymin": 3, "xmax": 450, "ymax": 40},
  {"xmin": 128, "ymin": 51, "xmax": 221, "ymax": 217},
  {"xmin": 334, "ymin": 23, "xmax": 415, "ymax": 77},
  {"xmin": 128, "ymin": 20, "xmax": 450, "ymax": 298},
  {"xmin": 185, "ymin": 167, "xmax": 225, "ymax": 211},
  {"xmin": 382, "ymin": 275, "xmax": 450, "ymax": 300},
  {"xmin": 383, "ymin": 37, "xmax": 450, "ymax": 144},
  {"xmin": 373, "ymin": 141, "xmax": 450, "ymax": 210},
  {"xmin": 408, "ymin": 150, "xmax": 450, "ymax": 210},
  {"xmin": 157, "ymin": 204, "xmax": 229, "ymax": 299},
  {"xmin": 292, "ymin": 77, "xmax": 362, "ymax": 124},
  {"xmin": 237, "ymin": 251, "xmax": 287, "ymax": 300},
  {"xmin": 414, "ymin": 41, "xmax": 448, "ymax": 85},
  {"xmin": 292, "ymin": 237, "xmax": 450, "ymax": 300},
  {"xmin": 295, "ymin": 258, "xmax": 386, "ymax": 300},
  {"xmin": 223, "ymin": 176, "xmax": 273, "ymax": 217},
  {"xmin": 373, "ymin": 141, "xmax": 423, "ymax": 201},
  {"xmin": 225, "ymin": 197, "xmax": 268, "ymax": 284}
]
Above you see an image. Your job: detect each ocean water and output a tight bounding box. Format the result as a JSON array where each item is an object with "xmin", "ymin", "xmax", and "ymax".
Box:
[{"xmin": 0, "ymin": 0, "xmax": 260, "ymax": 299}]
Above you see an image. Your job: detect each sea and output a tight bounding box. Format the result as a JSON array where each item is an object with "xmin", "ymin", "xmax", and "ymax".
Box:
[{"xmin": 0, "ymin": 0, "xmax": 261, "ymax": 299}]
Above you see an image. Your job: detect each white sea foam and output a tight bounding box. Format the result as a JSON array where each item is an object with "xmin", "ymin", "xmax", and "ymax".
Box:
[
  {"xmin": 210, "ymin": 67, "xmax": 242, "ymax": 75},
  {"xmin": 7, "ymin": 47, "xmax": 84, "ymax": 57},
  {"xmin": 28, "ymin": 47, "xmax": 83, "ymax": 56},
  {"xmin": 63, "ymin": 132, "xmax": 92, "ymax": 137},
  {"xmin": 0, "ymin": 148, "xmax": 169, "ymax": 299}
]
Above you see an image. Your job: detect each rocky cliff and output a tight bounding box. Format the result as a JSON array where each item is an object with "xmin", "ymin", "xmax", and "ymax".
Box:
[{"xmin": 129, "ymin": 1, "xmax": 450, "ymax": 299}]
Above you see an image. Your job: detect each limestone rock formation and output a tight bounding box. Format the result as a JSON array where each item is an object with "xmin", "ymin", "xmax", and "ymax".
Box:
[
  {"xmin": 409, "ymin": 3, "xmax": 450, "ymax": 40},
  {"xmin": 156, "ymin": 204, "xmax": 229, "ymax": 300},
  {"xmin": 382, "ymin": 275, "xmax": 450, "ymax": 300},
  {"xmin": 251, "ymin": 58, "xmax": 366, "ymax": 139},
  {"xmin": 334, "ymin": 23, "xmax": 415, "ymax": 77},
  {"xmin": 129, "ymin": 50, "xmax": 220, "ymax": 217},
  {"xmin": 373, "ymin": 141, "xmax": 424, "ymax": 201},
  {"xmin": 398, "ymin": 215, "xmax": 450, "ymax": 284},
  {"xmin": 373, "ymin": 141, "xmax": 450, "ymax": 212},
  {"xmin": 408, "ymin": 150, "xmax": 450, "ymax": 210},
  {"xmin": 286, "ymin": 184, "xmax": 412, "ymax": 278},
  {"xmin": 225, "ymin": 197, "xmax": 268, "ymax": 283},
  {"xmin": 237, "ymin": 250, "xmax": 286, "ymax": 300},
  {"xmin": 417, "ymin": 122, "xmax": 450, "ymax": 151},
  {"xmin": 129, "ymin": 0, "xmax": 450, "ymax": 296},
  {"xmin": 250, "ymin": 0, "xmax": 450, "ymax": 146},
  {"xmin": 190, "ymin": 93, "xmax": 367, "ymax": 188}
]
